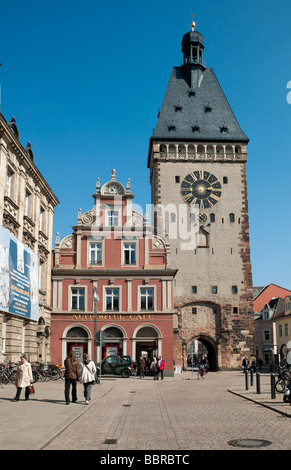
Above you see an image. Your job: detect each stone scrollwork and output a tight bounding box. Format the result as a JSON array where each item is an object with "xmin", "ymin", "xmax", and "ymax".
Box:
[
  {"xmin": 82, "ymin": 210, "xmax": 93, "ymax": 224},
  {"xmin": 132, "ymin": 211, "xmax": 144, "ymax": 226}
]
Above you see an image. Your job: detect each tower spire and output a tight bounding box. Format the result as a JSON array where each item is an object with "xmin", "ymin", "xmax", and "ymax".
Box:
[{"xmin": 190, "ymin": 14, "xmax": 196, "ymax": 31}]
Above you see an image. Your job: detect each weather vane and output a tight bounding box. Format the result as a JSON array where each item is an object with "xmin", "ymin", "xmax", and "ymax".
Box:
[{"xmin": 190, "ymin": 14, "xmax": 196, "ymax": 31}]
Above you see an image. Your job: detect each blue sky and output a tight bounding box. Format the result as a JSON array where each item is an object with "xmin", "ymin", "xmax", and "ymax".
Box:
[{"xmin": 1, "ymin": 0, "xmax": 290, "ymax": 289}]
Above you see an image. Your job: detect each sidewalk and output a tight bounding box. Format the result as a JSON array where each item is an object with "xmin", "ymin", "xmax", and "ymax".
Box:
[
  {"xmin": 0, "ymin": 378, "xmax": 116, "ymax": 450},
  {"xmin": 228, "ymin": 372, "xmax": 291, "ymax": 418}
]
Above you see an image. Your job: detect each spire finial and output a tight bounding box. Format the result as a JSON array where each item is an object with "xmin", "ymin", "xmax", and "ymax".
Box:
[{"xmin": 190, "ymin": 14, "xmax": 196, "ymax": 31}]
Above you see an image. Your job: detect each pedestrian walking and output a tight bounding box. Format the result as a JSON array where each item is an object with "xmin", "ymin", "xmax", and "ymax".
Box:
[
  {"xmin": 157, "ymin": 356, "xmax": 165, "ymax": 380},
  {"xmin": 13, "ymin": 355, "xmax": 33, "ymax": 401},
  {"xmin": 138, "ymin": 356, "xmax": 146, "ymax": 379},
  {"xmin": 64, "ymin": 351, "xmax": 80, "ymax": 404},
  {"xmin": 242, "ymin": 356, "xmax": 249, "ymax": 373},
  {"xmin": 80, "ymin": 353, "xmax": 96, "ymax": 404}
]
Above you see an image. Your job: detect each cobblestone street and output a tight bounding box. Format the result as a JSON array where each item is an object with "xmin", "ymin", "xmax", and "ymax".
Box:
[
  {"xmin": 1, "ymin": 370, "xmax": 288, "ymax": 452},
  {"xmin": 41, "ymin": 371, "xmax": 290, "ymax": 451}
]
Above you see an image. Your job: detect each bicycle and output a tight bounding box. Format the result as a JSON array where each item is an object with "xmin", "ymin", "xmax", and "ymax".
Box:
[
  {"xmin": 275, "ymin": 367, "xmax": 290, "ymax": 393},
  {"xmin": 197, "ymin": 364, "xmax": 208, "ymax": 380},
  {"xmin": 0, "ymin": 364, "xmax": 16, "ymax": 385}
]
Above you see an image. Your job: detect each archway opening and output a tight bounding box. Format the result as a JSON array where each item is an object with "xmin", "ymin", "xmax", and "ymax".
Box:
[
  {"xmin": 66, "ymin": 326, "xmax": 89, "ymax": 362},
  {"xmin": 135, "ymin": 326, "xmax": 159, "ymax": 365},
  {"xmin": 187, "ymin": 336, "xmax": 217, "ymax": 371},
  {"xmin": 102, "ymin": 326, "xmax": 124, "ymax": 358}
]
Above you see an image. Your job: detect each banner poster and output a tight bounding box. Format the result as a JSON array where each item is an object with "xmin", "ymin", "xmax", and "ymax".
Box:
[{"xmin": 0, "ymin": 225, "xmax": 39, "ymax": 321}]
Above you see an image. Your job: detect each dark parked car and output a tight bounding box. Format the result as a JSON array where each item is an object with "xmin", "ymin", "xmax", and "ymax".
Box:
[{"xmin": 97, "ymin": 355, "xmax": 133, "ymax": 378}]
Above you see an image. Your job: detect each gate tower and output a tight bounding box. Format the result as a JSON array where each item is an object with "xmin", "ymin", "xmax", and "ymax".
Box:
[{"xmin": 148, "ymin": 22, "xmax": 255, "ymax": 369}]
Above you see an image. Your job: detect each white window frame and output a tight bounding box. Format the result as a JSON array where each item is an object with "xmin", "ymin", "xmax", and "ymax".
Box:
[
  {"xmin": 70, "ymin": 285, "xmax": 87, "ymax": 311},
  {"xmin": 104, "ymin": 286, "xmax": 121, "ymax": 312},
  {"xmin": 89, "ymin": 241, "xmax": 103, "ymax": 266},
  {"xmin": 6, "ymin": 169, "xmax": 13, "ymax": 198},
  {"xmin": 122, "ymin": 240, "xmax": 137, "ymax": 266},
  {"xmin": 25, "ymin": 190, "xmax": 31, "ymax": 217},
  {"xmin": 39, "ymin": 207, "xmax": 45, "ymax": 233},
  {"xmin": 107, "ymin": 207, "xmax": 119, "ymax": 226},
  {"xmin": 139, "ymin": 286, "xmax": 156, "ymax": 312}
]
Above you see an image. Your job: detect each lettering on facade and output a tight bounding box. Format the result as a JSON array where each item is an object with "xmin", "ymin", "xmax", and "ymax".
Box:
[{"xmin": 72, "ymin": 314, "xmax": 154, "ymax": 321}]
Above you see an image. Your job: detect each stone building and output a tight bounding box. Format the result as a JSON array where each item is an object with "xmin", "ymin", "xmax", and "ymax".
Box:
[
  {"xmin": 0, "ymin": 114, "xmax": 59, "ymax": 363},
  {"xmin": 148, "ymin": 23, "xmax": 255, "ymax": 369},
  {"xmin": 50, "ymin": 170, "xmax": 177, "ymax": 375}
]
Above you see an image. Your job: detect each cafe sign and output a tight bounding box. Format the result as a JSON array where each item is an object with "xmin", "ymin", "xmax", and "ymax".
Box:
[{"xmin": 72, "ymin": 313, "xmax": 155, "ymax": 321}]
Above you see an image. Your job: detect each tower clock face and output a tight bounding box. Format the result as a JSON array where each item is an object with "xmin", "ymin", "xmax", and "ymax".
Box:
[{"xmin": 180, "ymin": 170, "xmax": 222, "ymax": 209}]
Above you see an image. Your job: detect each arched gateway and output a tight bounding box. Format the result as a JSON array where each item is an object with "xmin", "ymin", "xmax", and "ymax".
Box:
[{"xmin": 187, "ymin": 335, "xmax": 218, "ymax": 371}]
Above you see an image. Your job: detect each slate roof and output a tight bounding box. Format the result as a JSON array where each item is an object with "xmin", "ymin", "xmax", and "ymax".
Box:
[{"xmin": 150, "ymin": 65, "xmax": 248, "ymax": 144}]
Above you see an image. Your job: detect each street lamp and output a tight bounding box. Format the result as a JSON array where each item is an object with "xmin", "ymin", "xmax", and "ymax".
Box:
[{"xmin": 92, "ymin": 286, "xmax": 99, "ymax": 366}]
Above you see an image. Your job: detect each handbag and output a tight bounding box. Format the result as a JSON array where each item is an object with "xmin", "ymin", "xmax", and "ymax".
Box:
[
  {"xmin": 84, "ymin": 362, "xmax": 96, "ymax": 383},
  {"xmin": 29, "ymin": 385, "xmax": 35, "ymax": 395}
]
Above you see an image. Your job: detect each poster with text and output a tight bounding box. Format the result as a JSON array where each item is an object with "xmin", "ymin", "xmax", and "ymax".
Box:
[{"xmin": 0, "ymin": 225, "xmax": 39, "ymax": 321}]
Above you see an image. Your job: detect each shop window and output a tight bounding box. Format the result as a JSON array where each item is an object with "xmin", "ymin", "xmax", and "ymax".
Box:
[{"xmin": 67, "ymin": 326, "xmax": 88, "ymax": 338}]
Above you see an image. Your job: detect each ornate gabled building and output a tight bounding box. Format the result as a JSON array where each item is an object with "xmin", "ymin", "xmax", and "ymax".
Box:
[
  {"xmin": 51, "ymin": 170, "xmax": 177, "ymax": 374},
  {"xmin": 148, "ymin": 22, "xmax": 255, "ymax": 369},
  {"xmin": 0, "ymin": 113, "xmax": 59, "ymax": 363}
]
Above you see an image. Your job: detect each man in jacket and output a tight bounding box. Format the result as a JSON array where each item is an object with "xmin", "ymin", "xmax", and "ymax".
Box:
[{"xmin": 64, "ymin": 351, "xmax": 80, "ymax": 404}]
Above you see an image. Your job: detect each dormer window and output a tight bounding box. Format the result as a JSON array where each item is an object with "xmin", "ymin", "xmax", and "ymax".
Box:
[
  {"xmin": 204, "ymin": 104, "xmax": 212, "ymax": 113},
  {"xmin": 220, "ymin": 125, "xmax": 228, "ymax": 134},
  {"xmin": 192, "ymin": 124, "xmax": 200, "ymax": 132},
  {"xmin": 188, "ymin": 90, "xmax": 196, "ymax": 97},
  {"xmin": 108, "ymin": 209, "xmax": 119, "ymax": 226},
  {"xmin": 175, "ymin": 105, "xmax": 183, "ymax": 112},
  {"xmin": 168, "ymin": 125, "xmax": 176, "ymax": 131}
]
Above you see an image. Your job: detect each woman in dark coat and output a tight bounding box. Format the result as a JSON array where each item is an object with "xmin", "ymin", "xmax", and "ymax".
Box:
[
  {"xmin": 64, "ymin": 351, "xmax": 80, "ymax": 404},
  {"xmin": 138, "ymin": 356, "xmax": 146, "ymax": 379}
]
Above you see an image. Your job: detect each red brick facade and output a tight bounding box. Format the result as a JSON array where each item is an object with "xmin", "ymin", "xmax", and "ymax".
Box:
[{"xmin": 50, "ymin": 171, "xmax": 177, "ymax": 375}]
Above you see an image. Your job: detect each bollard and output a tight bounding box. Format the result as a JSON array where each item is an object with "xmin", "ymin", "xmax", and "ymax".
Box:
[
  {"xmin": 250, "ymin": 369, "xmax": 254, "ymax": 386},
  {"xmin": 245, "ymin": 369, "xmax": 249, "ymax": 390},
  {"xmin": 271, "ymin": 373, "xmax": 276, "ymax": 399},
  {"xmin": 256, "ymin": 372, "xmax": 261, "ymax": 394}
]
